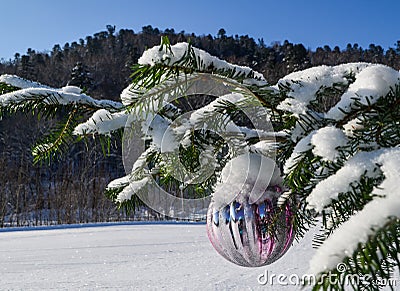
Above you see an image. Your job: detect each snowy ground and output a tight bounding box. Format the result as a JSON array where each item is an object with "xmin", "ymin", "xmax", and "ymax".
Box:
[{"xmin": 0, "ymin": 222, "xmax": 317, "ymax": 290}]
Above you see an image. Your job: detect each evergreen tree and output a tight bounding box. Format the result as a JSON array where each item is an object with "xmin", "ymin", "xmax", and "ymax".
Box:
[
  {"xmin": 19, "ymin": 54, "xmax": 36, "ymax": 80},
  {"xmin": 67, "ymin": 62, "xmax": 93, "ymax": 93},
  {"xmin": 217, "ymin": 28, "xmax": 226, "ymax": 39},
  {"xmin": 1, "ymin": 38, "xmax": 399, "ymax": 290}
]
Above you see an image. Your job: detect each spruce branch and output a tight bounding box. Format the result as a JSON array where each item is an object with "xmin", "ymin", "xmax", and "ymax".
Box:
[
  {"xmin": 32, "ymin": 106, "xmax": 80, "ymax": 164},
  {"xmin": 0, "ymin": 82, "xmax": 20, "ymax": 95},
  {"xmin": 312, "ymin": 218, "xmax": 400, "ymax": 291}
]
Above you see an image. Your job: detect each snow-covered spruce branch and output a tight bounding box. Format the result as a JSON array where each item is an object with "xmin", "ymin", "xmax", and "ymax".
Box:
[
  {"xmin": 1, "ymin": 38, "xmax": 400, "ymax": 290},
  {"xmin": 0, "ymin": 75, "xmax": 124, "ymax": 163},
  {"xmin": 274, "ymin": 63, "xmax": 400, "ymax": 290},
  {"xmin": 0, "ymin": 75, "xmax": 123, "ymax": 110},
  {"xmin": 126, "ymin": 37, "xmax": 268, "ymax": 107},
  {"xmin": 136, "ymin": 37, "xmax": 266, "ymax": 82}
]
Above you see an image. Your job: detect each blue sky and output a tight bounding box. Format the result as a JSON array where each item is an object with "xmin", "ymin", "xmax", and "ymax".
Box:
[{"xmin": 1, "ymin": 0, "xmax": 400, "ymax": 60}]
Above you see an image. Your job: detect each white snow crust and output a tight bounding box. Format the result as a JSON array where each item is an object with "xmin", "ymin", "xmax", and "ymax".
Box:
[
  {"xmin": 0, "ymin": 223, "xmax": 317, "ymax": 290},
  {"xmin": 73, "ymin": 109, "xmax": 128, "ymax": 135}
]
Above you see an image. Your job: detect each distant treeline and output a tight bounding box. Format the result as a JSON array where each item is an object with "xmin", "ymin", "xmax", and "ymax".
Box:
[
  {"xmin": 2, "ymin": 25, "xmax": 400, "ymax": 99},
  {"xmin": 1, "ymin": 25, "xmax": 400, "ymax": 226}
]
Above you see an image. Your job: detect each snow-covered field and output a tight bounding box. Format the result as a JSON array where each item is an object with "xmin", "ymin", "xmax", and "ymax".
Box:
[{"xmin": 0, "ymin": 222, "xmax": 316, "ymax": 290}]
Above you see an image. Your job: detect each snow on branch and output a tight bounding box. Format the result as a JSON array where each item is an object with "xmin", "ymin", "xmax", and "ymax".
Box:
[
  {"xmin": 0, "ymin": 75, "xmax": 123, "ymax": 110},
  {"xmin": 325, "ymin": 65, "xmax": 400, "ymax": 120},
  {"xmin": 306, "ymin": 149, "xmax": 385, "ymax": 212},
  {"xmin": 284, "ymin": 126, "xmax": 348, "ymax": 174},
  {"xmin": 283, "ymin": 130, "xmax": 316, "ymax": 174},
  {"xmin": 275, "ymin": 63, "xmax": 400, "ymax": 120},
  {"xmin": 275, "ymin": 63, "xmax": 370, "ymax": 116},
  {"xmin": 309, "ymin": 149, "xmax": 400, "ymax": 275},
  {"xmin": 73, "ymin": 109, "xmax": 128, "ymax": 136},
  {"xmin": 115, "ymin": 178, "xmax": 150, "ymax": 203},
  {"xmin": 138, "ymin": 42, "xmax": 266, "ymax": 82},
  {"xmin": 310, "ymin": 126, "xmax": 348, "ymax": 162}
]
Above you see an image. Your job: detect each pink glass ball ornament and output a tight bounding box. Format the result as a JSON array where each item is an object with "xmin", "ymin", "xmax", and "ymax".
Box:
[{"xmin": 206, "ymin": 185, "xmax": 294, "ymax": 267}]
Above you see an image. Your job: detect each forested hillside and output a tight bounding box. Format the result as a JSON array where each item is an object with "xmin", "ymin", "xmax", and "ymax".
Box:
[{"xmin": 1, "ymin": 25, "xmax": 400, "ymax": 226}]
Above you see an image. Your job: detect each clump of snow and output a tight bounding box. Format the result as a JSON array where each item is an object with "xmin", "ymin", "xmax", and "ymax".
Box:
[
  {"xmin": 183, "ymin": 91, "xmax": 275, "ymax": 144},
  {"xmin": 107, "ymin": 148, "xmax": 157, "ymax": 203},
  {"xmin": 373, "ymin": 149, "xmax": 400, "ymax": 198},
  {"xmin": 325, "ymin": 65, "xmax": 400, "ymax": 120},
  {"xmin": 306, "ymin": 150, "xmax": 384, "ymax": 212},
  {"xmin": 0, "ymin": 76, "xmax": 122, "ymax": 110},
  {"xmin": 73, "ymin": 109, "xmax": 128, "ymax": 136},
  {"xmin": 120, "ymin": 82, "xmax": 150, "ymax": 106},
  {"xmin": 212, "ymin": 153, "xmax": 282, "ymax": 209},
  {"xmin": 32, "ymin": 143, "xmax": 54, "ymax": 157},
  {"xmin": 62, "ymin": 86, "xmax": 82, "ymax": 95},
  {"xmin": 189, "ymin": 92, "xmax": 245, "ymax": 125},
  {"xmin": 309, "ymin": 195, "xmax": 400, "ymax": 274},
  {"xmin": 283, "ymin": 131, "xmax": 316, "ymax": 174},
  {"xmin": 275, "ymin": 63, "xmax": 370, "ymax": 116},
  {"xmin": 120, "ymin": 84, "xmax": 138, "ymax": 106},
  {"xmin": 311, "ymin": 126, "xmax": 348, "ymax": 161},
  {"xmin": 138, "ymin": 42, "xmax": 266, "ymax": 81},
  {"xmin": 250, "ymin": 140, "xmax": 280, "ymax": 156},
  {"xmin": 106, "ymin": 175, "xmax": 129, "ymax": 190},
  {"xmin": 139, "ymin": 92, "xmax": 258, "ymax": 154},
  {"xmin": 309, "ymin": 148, "xmax": 400, "ymax": 275},
  {"xmin": 131, "ymin": 147, "xmax": 156, "ymax": 173},
  {"xmin": 274, "ymin": 64, "xmax": 400, "ymax": 125},
  {"xmin": 146, "ymin": 114, "xmax": 179, "ymax": 153},
  {"xmin": 116, "ymin": 177, "xmax": 150, "ymax": 203},
  {"xmin": 342, "ymin": 117, "xmax": 364, "ymax": 137}
]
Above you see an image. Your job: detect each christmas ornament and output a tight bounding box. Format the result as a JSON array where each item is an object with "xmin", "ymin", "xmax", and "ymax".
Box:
[{"xmin": 206, "ymin": 185, "xmax": 294, "ymax": 267}]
